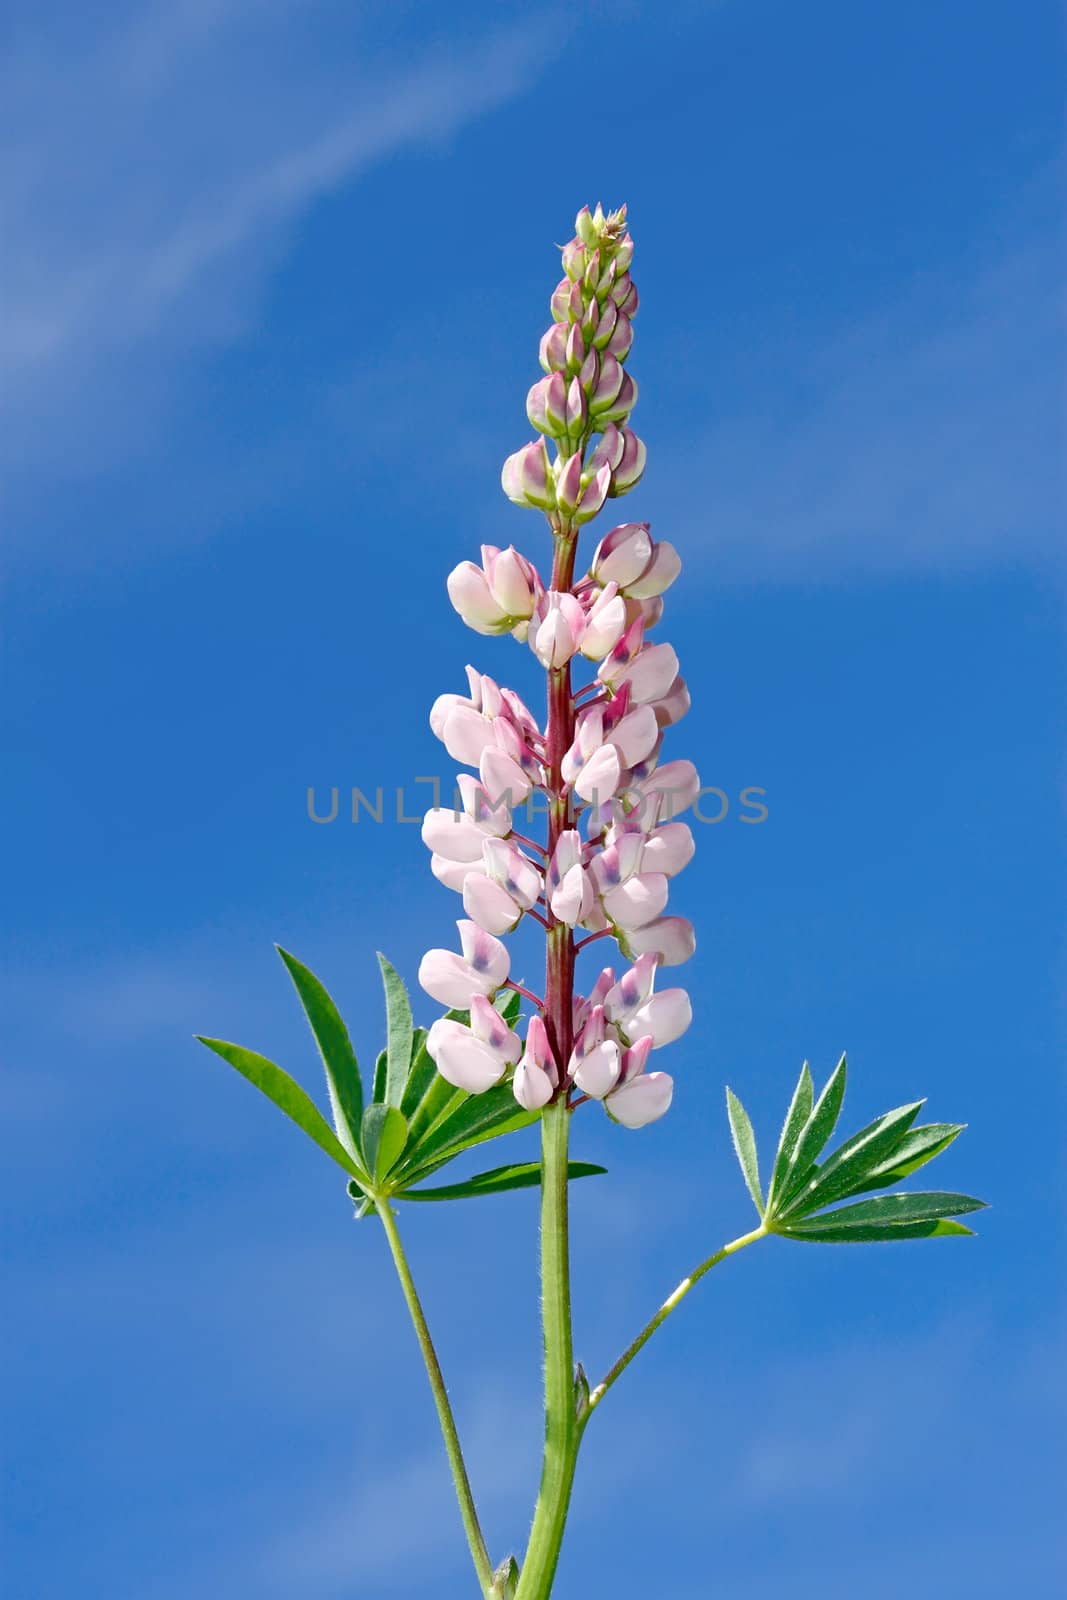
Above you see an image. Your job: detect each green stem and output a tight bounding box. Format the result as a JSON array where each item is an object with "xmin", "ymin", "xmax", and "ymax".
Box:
[
  {"xmin": 583, "ymin": 1224, "xmax": 768, "ymax": 1420},
  {"xmin": 514, "ymin": 1101, "xmax": 579, "ymax": 1600},
  {"xmin": 378, "ymin": 1200, "xmax": 495, "ymax": 1596}
]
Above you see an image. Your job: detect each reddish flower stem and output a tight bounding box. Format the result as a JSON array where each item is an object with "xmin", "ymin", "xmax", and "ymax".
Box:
[{"xmin": 543, "ymin": 528, "xmax": 578, "ymax": 1077}]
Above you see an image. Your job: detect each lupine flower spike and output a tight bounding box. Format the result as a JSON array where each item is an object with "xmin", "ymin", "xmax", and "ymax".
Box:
[{"xmin": 423, "ymin": 202, "xmax": 695, "ymax": 1127}]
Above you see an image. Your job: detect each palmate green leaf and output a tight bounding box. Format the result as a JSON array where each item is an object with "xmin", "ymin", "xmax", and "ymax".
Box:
[
  {"xmin": 497, "ymin": 988, "xmax": 522, "ymax": 1028},
  {"xmin": 780, "ymin": 1100, "xmax": 924, "ymax": 1219},
  {"xmin": 799, "ymin": 1190, "xmax": 987, "ymax": 1230},
  {"xmin": 197, "ymin": 1036, "xmax": 369, "ymax": 1186},
  {"xmin": 777, "ymin": 1218, "xmax": 975, "ymax": 1243},
  {"xmin": 377, "ymin": 954, "xmax": 414, "ymax": 1109},
  {"xmin": 276, "ymin": 947, "xmax": 363, "ymax": 1163},
  {"xmin": 399, "ymin": 1028, "xmax": 434, "ymax": 1119},
  {"xmin": 765, "ymin": 1062, "xmax": 813, "ymax": 1212},
  {"xmin": 725, "ymin": 1088, "xmax": 763, "ymax": 1215},
  {"xmin": 403, "ymin": 1071, "xmax": 465, "ymax": 1148},
  {"xmin": 398, "ymin": 1160, "xmax": 607, "ymax": 1202},
  {"xmin": 361, "ymin": 1103, "xmax": 408, "ymax": 1181},
  {"xmin": 843, "ymin": 1123, "xmax": 964, "ymax": 1197},
  {"xmin": 775, "ymin": 1054, "xmax": 847, "ymax": 1212},
  {"xmin": 397, "ymin": 1086, "xmax": 537, "ymax": 1185}
]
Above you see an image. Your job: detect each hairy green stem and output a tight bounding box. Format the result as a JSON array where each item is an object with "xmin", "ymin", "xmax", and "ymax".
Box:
[
  {"xmin": 583, "ymin": 1224, "xmax": 768, "ymax": 1420},
  {"xmin": 515, "ymin": 1100, "xmax": 580, "ymax": 1600},
  {"xmin": 378, "ymin": 1200, "xmax": 495, "ymax": 1596}
]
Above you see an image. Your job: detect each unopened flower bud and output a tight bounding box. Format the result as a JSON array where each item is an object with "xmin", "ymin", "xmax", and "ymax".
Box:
[
  {"xmin": 561, "ymin": 237, "xmax": 588, "ymax": 282},
  {"xmin": 615, "ymin": 233, "xmax": 634, "ymax": 273},
  {"xmin": 555, "ymin": 452, "xmax": 584, "ymax": 518},
  {"xmin": 588, "ymin": 353, "xmax": 625, "ymax": 416},
  {"xmin": 565, "ymin": 323, "xmax": 586, "ymax": 376},
  {"xmin": 527, "ymin": 373, "xmax": 568, "ymax": 436},
  {"xmin": 575, "ymin": 205, "xmax": 599, "ymax": 247},
  {"xmin": 606, "ymin": 313, "xmax": 633, "ymax": 361},
  {"xmin": 574, "ymin": 462, "xmax": 612, "ymax": 525},
  {"xmin": 608, "ymin": 429, "xmax": 646, "ymax": 496},
  {"xmin": 501, "ymin": 439, "xmax": 556, "ymax": 510},
  {"xmin": 578, "ymin": 346, "xmax": 600, "ymax": 396},
  {"xmin": 610, "ymin": 272, "xmax": 634, "ymax": 308},
  {"xmin": 594, "ymin": 370, "xmax": 636, "ymax": 427},
  {"xmin": 590, "ymin": 298, "xmax": 618, "ymax": 351},
  {"xmin": 587, "ymin": 423, "xmax": 625, "ymax": 475},
  {"xmin": 539, "ymin": 322, "xmax": 568, "ymax": 373},
  {"xmin": 565, "ymin": 375, "xmax": 587, "ymax": 435}
]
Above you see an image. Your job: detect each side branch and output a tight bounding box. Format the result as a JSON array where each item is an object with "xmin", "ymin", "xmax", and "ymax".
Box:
[{"xmin": 583, "ymin": 1224, "xmax": 768, "ymax": 1420}]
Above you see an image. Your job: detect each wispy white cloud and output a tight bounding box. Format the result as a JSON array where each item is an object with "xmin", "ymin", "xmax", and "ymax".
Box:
[
  {"xmin": 655, "ymin": 228, "xmax": 1063, "ymax": 580},
  {"xmin": 1, "ymin": 3, "xmax": 565, "ymax": 472}
]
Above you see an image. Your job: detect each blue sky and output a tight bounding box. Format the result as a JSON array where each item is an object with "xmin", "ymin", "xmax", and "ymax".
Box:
[{"xmin": 2, "ymin": 2, "xmax": 1063, "ymax": 1596}]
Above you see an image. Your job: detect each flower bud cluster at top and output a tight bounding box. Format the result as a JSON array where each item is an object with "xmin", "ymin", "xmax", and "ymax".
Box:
[{"xmin": 419, "ymin": 204, "xmax": 697, "ymax": 1131}]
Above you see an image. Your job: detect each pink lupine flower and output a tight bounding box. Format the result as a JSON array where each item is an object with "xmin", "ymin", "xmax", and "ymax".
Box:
[
  {"xmin": 604, "ymin": 640, "xmax": 681, "ymax": 704},
  {"xmin": 418, "ymin": 920, "xmax": 510, "ymax": 1009},
  {"xmin": 635, "ymin": 759, "xmax": 701, "ymax": 819},
  {"xmin": 513, "ymin": 1015, "xmax": 557, "ymax": 1110},
  {"xmin": 422, "ymin": 807, "xmax": 492, "ymax": 865},
  {"xmin": 620, "ymin": 914, "xmax": 697, "ymax": 967},
  {"xmin": 528, "ymin": 589, "xmax": 586, "ymax": 669},
  {"xmin": 446, "ymin": 545, "xmax": 541, "ymax": 638},
  {"xmin": 426, "ymin": 995, "xmax": 522, "ymax": 1094},
  {"xmin": 480, "ymin": 742, "xmax": 535, "ymax": 808},
  {"xmin": 606, "ymin": 702, "xmax": 661, "ymax": 768},
  {"xmin": 462, "ymin": 837, "xmax": 542, "ymax": 935},
  {"xmin": 577, "ymin": 583, "xmax": 627, "ymax": 660},
  {"xmin": 634, "ymin": 820, "xmax": 696, "ymax": 877},
  {"xmin": 430, "ymin": 669, "xmax": 539, "ymax": 768},
  {"xmin": 591, "ymin": 523, "xmax": 654, "ymax": 589},
  {"xmin": 570, "ymin": 735, "xmax": 623, "ymax": 807},
  {"xmin": 463, "ymin": 873, "xmax": 524, "ymax": 935},
  {"xmin": 606, "ymin": 1044, "xmax": 674, "ymax": 1128},
  {"xmin": 596, "ymin": 614, "xmax": 645, "ymax": 687},
  {"xmin": 601, "ymin": 871, "xmax": 669, "ymax": 932},
  {"xmin": 653, "ymin": 675, "xmax": 691, "ymax": 727},
  {"xmin": 547, "ymin": 830, "xmax": 596, "ymax": 926},
  {"xmin": 625, "ymin": 541, "xmax": 681, "ymax": 599},
  {"xmin": 604, "ymin": 956, "xmax": 692, "ymax": 1047},
  {"xmin": 501, "ymin": 439, "xmax": 556, "ymax": 510},
  {"xmin": 590, "ymin": 523, "xmax": 680, "ymax": 599},
  {"xmin": 569, "ymin": 1006, "xmax": 622, "ymax": 1099},
  {"xmin": 455, "ymin": 773, "xmax": 512, "ymax": 836}
]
